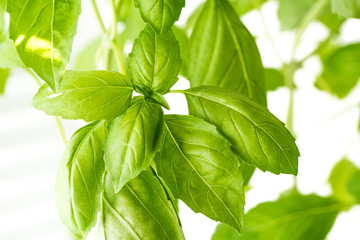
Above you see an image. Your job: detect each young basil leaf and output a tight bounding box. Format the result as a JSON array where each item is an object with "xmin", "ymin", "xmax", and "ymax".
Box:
[
  {"xmin": 102, "ymin": 169, "xmax": 185, "ymax": 240},
  {"xmin": 155, "ymin": 114, "xmax": 245, "ymax": 232},
  {"xmin": 104, "ymin": 97, "xmax": 163, "ymax": 193},
  {"xmin": 315, "ymin": 43, "xmax": 360, "ymax": 98},
  {"xmin": 129, "ymin": 25, "xmax": 182, "ymax": 95},
  {"xmin": 181, "ymin": 86, "xmax": 299, "ymax": 175},
  {"xmin": 188, "ymin": 0, "xmax": 267, "ymax": 107},
  {"xmin": 229, "ymin": 0, "xmax": 268, "ymax": 16},
  {"xmin": 0, "ymin": 68, "xmax": 10, "ymax": 94},
  {"xmin": 55, "ymin": 121, "xmax": 106, "ymax": 240},
  {"xmin": 234, "ymin": 193, "xmax": 342, "ymax": 240},
  {"xmin": 331, "ymin": 0, "xmax": 360, "ymax": 19},
  {"xmin": 7, "ymin": 0, "xmax": 81, "ymax": 92},
  {"xmin": 133, "ymin": 0, "xmax": 185, "ymax": 34},
  {"xmin": 264, "ymin": 68, "xmax": 285, "ymax": 91},
  {"xmin": 31, "ymin": 70, "xmax": 133, "ymax": 121},
  {"xmin": 329, "ymin": 158, "xmax": 358, "ymax": 206}
]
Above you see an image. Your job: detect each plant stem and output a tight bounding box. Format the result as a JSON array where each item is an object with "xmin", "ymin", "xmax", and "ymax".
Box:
[
  {"xmin": 90, "ymin": 0, "xmax": 106, "ymax": 33},
  {"xmin": 26, "ymin": 69, "xmax": 67, "ymax": 145}
]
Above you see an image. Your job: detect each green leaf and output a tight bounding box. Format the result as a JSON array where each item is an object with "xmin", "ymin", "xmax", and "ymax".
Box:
[
  {"xmin": 329, "ymin": 158, "xmax": 358, "ymax": 206},
  {"xmin": 55, "ymin": 121, "xmax": 106, "ymax": 240},
  {"xmin": 32, "ymin": 70, "xmax": 133, "ymax": 121},
  {"xmin": 229, "ymin": 0, "xmax": 268, "ymax": 16},
  {"xmin": 172, "ymin": 26, "xmax": 189, "ymax": 77},
  {"xmin": 278, "ymin": 0, "xmax": 344, "ymax": 33},
  {"xmin": 7, "ymin": 0, "xmax": 81, "ymax": 92},
  {"xmin": 129, "ymin": 24, "xmax": 182, "ymax": 95},
  {"xmin": 331, "ymin": 0, "xmax": 360, "ymax": 19},
  {"xmin": 155, "ymin": 114, "xmax": 245, "ymax": 232},
  {"xmin": 0, "ymin": 68, "xmax": 10, "ymax": 94},
  {"xmin": 73, "ymin": 36, "xmax": 102, "ymax": 71},
  {"xmin": 102, "ymin": 169, "xmax": 185, "ymax": 240},
  {"xmin": 315, "ymin": 43, "xmax": 360, "ymax": 98},
  {"xmin": 0, "ymin": 0, "xmax": 7, "ymax": 40},
  {"xmin": 264, "ymin": 68, "xmax": 285, "ymax": 91},
  {"xmin": 134, "ymin": 0, "xmax": 185, "ymax": 34},
  {"xmin": 188, "ymin": 0, "xmax": 267, "ymax": 107},
  {"xmin": 211, "ymin": 223, "xmax": 241, "ymax": 240},
  {"xmin": 182, "ymin": 86, "xmax": 299, "ymax": 175},
  {"xmin": 347, "ymin": 170, "xmax": 360, "ymax": 203},
  {"xmin": 236, "ymin": 193, "xmax": 342, "ymax": 240},
  {"xmin": 104, "ymin": 97, "xmax": 163, "ymax": 193}
]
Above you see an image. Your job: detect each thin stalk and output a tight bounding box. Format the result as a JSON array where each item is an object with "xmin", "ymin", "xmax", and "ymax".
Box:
[
  {"xmin": 90, "ymin": 0, "xmax": 106, "ymax": 33},
  {"xmin": 26, "ymin": 69, "xmax": 67, "ymax": 145}
]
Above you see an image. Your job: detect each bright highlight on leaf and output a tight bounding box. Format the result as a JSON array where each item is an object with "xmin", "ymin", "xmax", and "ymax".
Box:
[
  {"xmin": 155, "ymin": 114, "xmax": 245, "ymax": 232},
  {"xmin": 7, "ymin": 0, "xmax": 81, "ymax": 92},
  {"xmin": 31, "ymin": 70, "xmax": 133, "ymax": 121},
  {"xmin": 182, "ymin": 86, "xmax": 299, "ymax": 175}
]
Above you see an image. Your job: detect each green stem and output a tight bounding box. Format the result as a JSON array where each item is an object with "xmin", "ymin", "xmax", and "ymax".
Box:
[
  {"xmin": 26, "ymin": 69, "xmax": 67, "ymax": 145},
  {"xmin": 90, "ymin": 0, "xmax": 106, "ymax": 33}
]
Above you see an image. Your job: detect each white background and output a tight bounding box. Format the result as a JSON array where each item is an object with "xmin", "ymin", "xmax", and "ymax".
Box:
[{"xmin": 1, "ymin": 0, "xmax": 360, "ymax": 239}]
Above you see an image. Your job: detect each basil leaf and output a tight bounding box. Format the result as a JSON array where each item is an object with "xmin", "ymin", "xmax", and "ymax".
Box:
[
  {"xmin": 347, "ymin": 170, "xmax": 360, "ymax": 203},
  {"xmin": 188, "ymin": 0, "xmax": 267, "ymax": 107},
  {"xmin": 155, "ymin": 114, "xmax": 245, "ymax": 232},
  {"xmin": 315, "ymin": 43, "xmax": 360, "ymax": 98},
  {"xmin": 134, "ymin": 0, "xmax": 185, "ymax": 34},
  {"xmin": 0, "ymin": 68, "xmax": 10, "ymax": 94},
  {"xmin": 211, "ymin": 223, "xmax": 240, "ymax": 240},
  {"xmin": 329, "ymin": 158, "xmax": 358, "ymax": 206},
  {"xmin": 172, "ymin": 26, "xmax": 189, "ymax": 77},
  {"xmin": 32, "ymin": 70, "xmax": 133, "ymax": 121},
  {"xmin": 331, "ymin": 0, "xmax": 360, "ymax": 19},
  {"xmin": 7, "ymin": 0, "xmax": 81, "ymax": 92},
  {"xmin": 129, "ymin": 25, "xmax": 182, "ymax": 95},
  {"xmin": 182, "ymin": 86, "xmax": 299, "ymax": 175},
  {"xmin": 55, "ymin": 121, "xmax": 106, "ymax": 240},
  {"xmin": 229, "ymin": 0, "xmax": 268, "ymax": 16},
  {"xmin": 264, "ymin": 68, "xmax": 285, "ymax": 91},
  {"xmin": 0, "ymin": 0, "xmax": 7, "ymax": 40},
  {"xmin": 235, "ymin": 193, "xmax": 342, "ymax": 240},
  {"xmin": 102, "ymin": 169, "xmax": 185, "ymax": 240},
  {"xmin": 105, "ymin": 97, "xmax": 163, "ymax": 193}
]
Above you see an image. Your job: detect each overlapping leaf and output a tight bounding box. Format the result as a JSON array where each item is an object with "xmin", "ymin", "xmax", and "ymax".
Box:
[
  {"xmin": 32, "ymin": 70, "xmax": 133, "ymax": 121},
  {"xmin": 182, "ymin": 86, "xmax": 299, "ymax": 175},
  {"xmin": 7, "ymin": 0, "xmax": 81, "ymax": 92},
  {"xmin": 155, "ymin": 114, "xmax": 245, "ymax": 232},
  {"xmin": 188, "ymin": 0, "xmax": 267, "ymax": 107},
  {"xmin": 105, "ymin": 97, "xmax": 163, "ymax": 193},
  {"xmin": 134, "ymin": 0, "xmax": 185, "ymax": 34},
  {"xmin": 129, "ymin": 24, "xmax": 182, "ymax": 95},
  {"xmin": 331, "ymin": 0, "xmax": 360, "ymax": 19},
  {"xmin": 102, "ymin": 169, "xmax": 185, "ymax": 240},
  {"xmin": 55, "ymin": 121, "xmax": 106, "ymax": 240}
]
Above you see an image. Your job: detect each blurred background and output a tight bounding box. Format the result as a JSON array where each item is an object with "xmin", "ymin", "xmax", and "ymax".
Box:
[{"xmin": 1, "ymin": 0, "xmax": 360, "ymax": 239}]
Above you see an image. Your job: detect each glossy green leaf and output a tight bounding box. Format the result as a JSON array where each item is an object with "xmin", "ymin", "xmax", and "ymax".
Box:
[
  {"xmin": 55, "ymin": 121, "xmax": 106, "ymax": 240},
  {"xmin": 7, "ymin": 0, "xmax": 81, "ymax": 92},
  {"xmin": 129, "ymin": 25, "xmax": 182, "ymax": 95},
  {"xmin": 229, "ymin": 0, "xmax": 268, "ymax": 16},
  {"xmin": 134, "ymin": 0, "xmax": 185, "ymax": 34},
  {"xmin": 331, "ymin": 0, "xmax": 360, "ymax": 18},
  {"xmin": 264, "ymin": 68, "xmax": 285, "ymax": 91},
  {"xmin": 102, "ymin": 169, "xmax": 185, "ymax": 240},
  {"xmin": 105, "ymin": 97, "xmax": 163, "ymax": 193},
  {"xmin": 32, "ymin": 70, "xmax": 133, "ymax": 121},
  {"xmin": 0, "ymin": 68, "xmax": 10, "ymax": 94},
  {"xmin": 329, "ymin": 158, "xmax": 358, "ymax": 206},
  {"xmin": 188, "ymin": 0, "xmax": 267, "ymax": 107},
  {"xmin": 155, "ymin": 114, "xmax": 245, "ymax": 232},
  {"xmin": 237, "ymin": 193, "xmax": 342, "ymax": 240},
  {"xmin": 315, "ymin": 43, "xmax": 360, "ymax": 98},
  {"xmin": 182, "ymin": 86, "xmax": 299, "ymax": 175}
]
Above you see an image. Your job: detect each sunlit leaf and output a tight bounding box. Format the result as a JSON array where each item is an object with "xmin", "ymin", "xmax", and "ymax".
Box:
[
  {"xmin": 0, "ymin": 68, "xmax": 10, "ymax": 94},
  {"xmin": 331, "ymin": 0, "xmax": 360, "ymax": 19}
]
